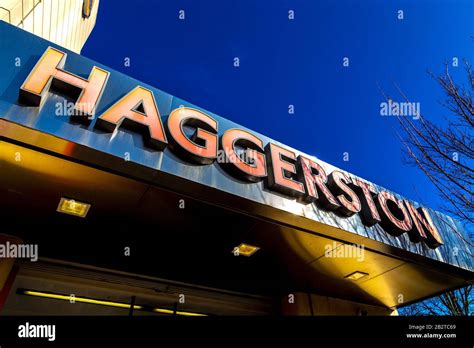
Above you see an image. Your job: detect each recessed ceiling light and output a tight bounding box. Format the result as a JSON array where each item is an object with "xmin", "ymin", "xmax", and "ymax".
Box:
[
  {"xmin": 56, "ymin": 197, "xmax": 90, "ymax": 218},
  {"xmin": 344, "ymin": 271, "xmax": 369, "ymax": 281},
  {"xmin": 232, "ymin": 243, "xmax": 260, "ymax": 257}
]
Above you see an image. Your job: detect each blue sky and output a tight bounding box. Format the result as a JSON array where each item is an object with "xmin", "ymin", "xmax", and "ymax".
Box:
[{"xmin": 82, "ymin": 0, "xmax": 474, "ymax": 212}]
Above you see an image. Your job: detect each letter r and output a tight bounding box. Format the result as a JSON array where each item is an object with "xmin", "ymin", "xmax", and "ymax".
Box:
[{"xmin": 19, "ymin": 46, "xmax": 109, "ymax": 119}]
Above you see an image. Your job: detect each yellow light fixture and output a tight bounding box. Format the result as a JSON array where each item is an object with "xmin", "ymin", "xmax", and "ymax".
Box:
[
  {"xmin": 153, "ymin": 308, "xmax": 207, "ymax": 316},
  {"xmin": 21, "ymin": 290, "xmax": 207, "ymax": 316},
  {"xmin": 153, "ymin": 308, "xmax": 174, "ymax": 315},
  {"xmin": 232, "ymin": 243, "xmax": 260, "ymax": 257},
  {"xmin": 22, "ymin": 290, "xmax": 142, "ymax": 309},
  {"xmin": 344, "ymin": 271, "xmax": 369, "ymax": 281},
  {"xmin": 57, "ymin": 197, "xmax": 90, "ymax": 218}
]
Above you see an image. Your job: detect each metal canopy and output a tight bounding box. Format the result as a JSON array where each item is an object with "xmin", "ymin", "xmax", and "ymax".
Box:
[
  {"xmin": 0, "ymin": 138, "xmax": 470, "ymax": 308},
  {"xmin": 0, "ymin": 21, "xmax": 472, "ymax": 310}
]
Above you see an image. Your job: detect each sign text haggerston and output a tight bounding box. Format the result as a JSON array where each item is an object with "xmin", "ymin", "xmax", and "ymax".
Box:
[{"xmin": 18, "ymin": 47, "xmax": 444, "ymax": 249}]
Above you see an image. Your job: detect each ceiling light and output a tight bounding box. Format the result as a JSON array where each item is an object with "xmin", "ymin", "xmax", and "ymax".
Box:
[
  {"xmin": 344, "ymin": 271, "xmax": 369, "ymax": 281},
  {"xmin": 21, "ymin": 290, "xmax": 142, "ymax": 309},
  {"xmin": 57, "ymin": 197, "xmax": 90, "ymax": 218},
  {"xmin": 232, "ymin": 243, "xmax": 260, "ymax": 257},
  {"xmin": 21, "ymin": 289, "xmax": 207, "ymax": 315},
  {"xmin": 153, "ymin": 308, "xmax": 207, "ymax": 316}
]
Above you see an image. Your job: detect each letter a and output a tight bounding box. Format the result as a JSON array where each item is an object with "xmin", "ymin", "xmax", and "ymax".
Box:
[{"xmin": 95, "ymin": 86, "xmax": 167, "ymax": 150}]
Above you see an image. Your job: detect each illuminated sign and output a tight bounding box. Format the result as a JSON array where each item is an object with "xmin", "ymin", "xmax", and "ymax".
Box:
[{"xmin": 18, "ymin": 47, "xmax": 444, "ymax": 249}]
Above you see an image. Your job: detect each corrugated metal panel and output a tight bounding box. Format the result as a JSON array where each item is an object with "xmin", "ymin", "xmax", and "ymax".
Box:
[{"xmin": 0, "ymin": 0, "xmax": 99, "ymax": 53}]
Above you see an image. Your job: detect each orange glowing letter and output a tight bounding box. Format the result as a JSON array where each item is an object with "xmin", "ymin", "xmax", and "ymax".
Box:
[
  {"xmin": 349, "ymin": 179, "xmax": 381, "ymax": 226},
  {"xmin": 220, "ymin": 128, "xmax": 267, "ymax": 182},
  {"xmin": 297, "ymin": 155, "xmax": 340, "ymax": 210},
  {"xmin": 327, "ymin": 171, "xmax": 361, "ymax": 216},
  {"xmin": 375, "ymin": 191, "xmax": 412, "ymax": 236},
  {"xmin": 95, "ymin": 86, "xmax": 167, "ymax": 150},
  {"xmin": 404, "ymin": 200, "xmax": 443, "ymax": 248},
  {"xmin": 166, "ymin": 107, "xmax": 218, "ymax": 164},
  {"xmin": 265, "ymin": 143, "xmax": 305, "ymax": 197},
  {"xmin": 19, "ymin": 46, "xmax": 109, "ymax": 119}
]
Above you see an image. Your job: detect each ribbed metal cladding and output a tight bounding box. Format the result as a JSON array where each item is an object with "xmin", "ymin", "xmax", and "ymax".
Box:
[{"xmin": 0, "ymin": 0, "xmax": 99, "ymax": 53}]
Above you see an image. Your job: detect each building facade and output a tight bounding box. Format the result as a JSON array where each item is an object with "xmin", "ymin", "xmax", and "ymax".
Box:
[
  {"xmin": 0, "ymin": 0, "xmax": 98, "ymax": 53},
  {"xmin": 0, "ymin": 8, "xmax": 472, "ymax": 316}
]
